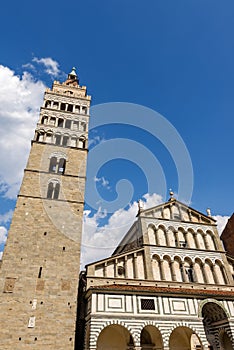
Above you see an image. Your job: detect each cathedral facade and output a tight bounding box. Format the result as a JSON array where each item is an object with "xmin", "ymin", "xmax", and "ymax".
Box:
[
  {"xmin": 80, "ymin": 197, "xmax": 234, "ymax": 350},
  {"xmin": 0, "ymin": 72, "xmax": 234, "ymax": 350}
]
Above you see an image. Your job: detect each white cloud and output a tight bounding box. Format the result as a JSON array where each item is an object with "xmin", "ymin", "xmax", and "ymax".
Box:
[
  {"xmin": 0, "ymin": 226, "xmax": 7, "ymax": 245},
  {"xmin": 81, "ymin": 192, "xmax": 163, "ymax": 267},
  {"xmin": 0, "ymin": 210, "xmax": 13, "ymax": 224},
  {"xmin": 32, "ymin": 57, "xmax": 61, "ymax": 77},
  {"xmin": 0, "ymin": 65, "xmax": 45, "ymax": 198},
  {"xmin": 89, "ymin": 135, "xmax": 106, "ymax": 147},
  {"xmin": 143, "ymin": 192, "xmax": 163, "ymax": 209},
  {"xmin": 94, "ymin": 176, "xmax": 110, "ymax": 189},
  {"xmin": 214, "ymin": 215, "xmax": 230, "ymax": 235}
]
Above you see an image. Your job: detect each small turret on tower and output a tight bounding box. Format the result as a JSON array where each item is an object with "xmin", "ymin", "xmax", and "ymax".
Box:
[{"xmin": 65, "ymin": 66, "xmax": 79, "ymax": 86}]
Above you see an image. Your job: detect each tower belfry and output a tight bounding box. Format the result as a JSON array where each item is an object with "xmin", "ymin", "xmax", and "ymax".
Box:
[{"xmin": 0, "ymin": 69, "xmax": 91, "ymax": 349}]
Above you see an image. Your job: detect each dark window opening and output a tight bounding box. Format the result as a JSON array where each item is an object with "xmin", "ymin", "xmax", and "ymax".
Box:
[
  {"xmin": 186, "ymin": 268, "xmax": 195, "ymax": 282},
  {"xmin": 41, "ymin": 116, "xmax": 48, "ymax": 124},
  {"xmin": 140, "ymin": 298, "xmax": 155, "ymax": 310},
  {"xmin": 35, "ymin": 132, "xmax": 40, "ymax": 141},
  {"xmin": 38, "ymin": 267, "xmax": 42, "ymax": 279},
  {"xmin": 117, "ymin": 266, "xmax": 125, "ymax": 276},
  {"xmin": 49, "ymin": 157, "xmax": 57, "ymax": 173},
  {"xmin": 54, "ymin": 183, "xmax": 60, "ymax": 199},
  {"xmin": 179, "ymin": 241, "xmax": 187, "ymax": 248},
  {"xmin": 58, "ymin": 158, "xmax": 66, "ymax": 174},
  {"xmin": 58, "ymin": 118, "xmax": 64, "ymax": 127},
  {"xmin": 61, "ymin": 103, "xmax": 66, "ymax": 111},
  {"xmin": 47, "ymin": 183, "xmax": 54, "ymax": 199},
  {"xmin": 80, "ymin": 122, "xmax": 86, "ymax": 131},
  {"xmin": 67, "ymin": 104, "xmax": 73, "ymax": 112},
  {"xmin": 45, "ymin": 101, "xmax": 51, "ymax": 108},
  {"xmin": 55, "ymin": 135, "xmax": 61, "ymax": 145},
  {"xmin": 62, "ymin": 136, "xmax": 69, "ymax": 146},
  {"xmin": 65, "ymin": 119, "xmax": 71, "ymax": 129},
  {"xmin": 47, "ymin": 182, "xmax": 60, "ymax": 200}
]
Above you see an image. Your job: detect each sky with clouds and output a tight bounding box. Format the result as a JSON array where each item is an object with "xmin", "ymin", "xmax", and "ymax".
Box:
[{"xmin": 0, "ymin": 0, "xmax": 233, "ymax": 264}]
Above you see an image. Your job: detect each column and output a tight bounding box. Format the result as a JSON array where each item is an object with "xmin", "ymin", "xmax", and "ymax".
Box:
[
  {"xmin": 203, "ymin": 233, "xmax": 210, "ymax": 250},
  {"xmin": 181, "ymin": 262, "xmax": 189, "ymax": 282},
  {"xmin": 155, "ymin": 229, "xmax": 159, "ymax": 245},
  {"xmin": 194, "ymin": 233, "xmax": 200, "ymax": 249},
  {"xmin": 220, "ymin": 265, "xmax": 228, "ymax": 284},
  {"xmin": 165, "ymin": 229, "xmax": 170, "ymax": 246},
  {"xmin": 174, "ymin": 231, "xmax": 180, "ymax": 247},
  {"xmin": 202, "ymin": 263, "xmax": 209, "ymax": 284},
  {"xmin": 184, "ymin": 232, "xmax": 189, "ymax": 248},
  {"xmin": 124, "ymin": 256, "xmax": 128, "ymax": 279},
  {"xmin": 103, "ymin": 262, "xmax": 107, "ymax": 277},
  {"xmin": 114, "ymin": 258, "xmax": 118, "ymax": 278},
  {"xmin": 211, "ymin": 264, "xmax": 219, "ymax": 284},
  {"xmin": 169, "ymin": 203, "xmax": 173, "ymax": 219},
  {"xmin": 133, "ymin": 253, "xmax": 138, "ymax": 279},
  {"xmin": 55, "ymin": 117, "xmax": 58, "ymax": 127},
  {"xmin": 170, "ymin": 261, "xmax": 177, "ymax": 281},
  {"xmin": 191, "ymin": 263, "xmax": 198, "ymax": 282},
  {"xmin": 159, "ymin": 259, "xmax": 166, "ymax": 281},
  {"xmin": 188, "ymin": 209, "xmax": 192, "ymax": 221}
]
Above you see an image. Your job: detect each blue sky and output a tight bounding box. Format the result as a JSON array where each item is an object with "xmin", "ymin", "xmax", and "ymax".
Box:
[{"xmin": 0, "ymin": 0, "xmax": 233, "ymax": 263}]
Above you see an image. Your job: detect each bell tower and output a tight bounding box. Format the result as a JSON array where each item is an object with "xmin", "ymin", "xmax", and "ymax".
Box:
[{"xmin": 0, "ymin": 68, "xmax": 91, "ymax": 349}]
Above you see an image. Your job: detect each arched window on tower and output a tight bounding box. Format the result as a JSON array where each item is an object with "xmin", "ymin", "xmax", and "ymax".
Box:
[
  {"xmin": 54, "ymin": 183, "xmax": 60, "ymax": 199},
  {"xmin": 61, "ymin": 103, "xmax": 66, "ymax": 111},
  {"xmin": 45, "ymin": 100, "xmax": 51, "ymax": 108},
  {"xmin": 47, "ymin": 182, "xmax": 54, "ymax": 199},
  {"xmin": 58, "ymin": 158, "xmax": 66, "ymax": 174},
  {"xmin": 41, "ymin": 116, "xmax": 48, "ymax": 124},
  {"xmin": 78, "ymin": 137, "xmax": 86, "ymax": 149},
  {"xmin": 47, "ymin": 181, "xmax": 60, "ymax": 200},
  {"xmin": 62, "ymin": 136, "xmax": 69, "ymax": 146},
  {"xmin": 49, "ymin": 157, "xmax": 57, "ymax": 173},
  {"xmin": 36, "ymin": 131, "xmax": 45, "ymax": 142},
  {"xmin": 58, "ymin": 118, "xmax": 64, "ymax": 127},
  {"xmin": 48, "ymin": 157, "xmax": 66, "ymax": 174},
  {"xmin": 67, "ymin": 104, "xmax": 73, "ymax": 112},
  {"xmin": 65, "ymin": 119, "xmax": 72, "ymax": 129},
  {"xmin": 55, "ymin": 134, "xmax": 62, "ymax": 145}
]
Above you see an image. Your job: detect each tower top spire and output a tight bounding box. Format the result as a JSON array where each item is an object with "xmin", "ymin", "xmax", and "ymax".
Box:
[
  {"xmin": 69, "ymin": 67, "xmax": 77, "ymax": 77},
  {"xmin": 65, "ymin": 66, "xmax": 79, "ymax": 86}
]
